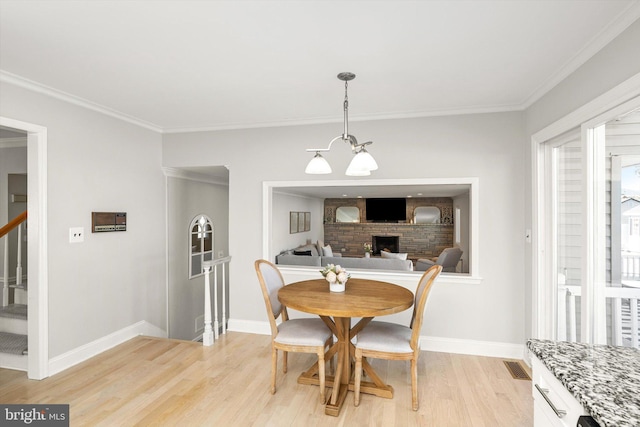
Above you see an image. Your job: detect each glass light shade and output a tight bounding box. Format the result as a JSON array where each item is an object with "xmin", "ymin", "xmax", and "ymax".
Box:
[
  {"xmin": 358, "ymin": 150, "xmax": 378, "ymax": 170},
  {"xmin": 305, "ymin": 153, "xmax": 332, "ymax": 174},
  {"xmin": 345, "ymin": 151, "xmax": 377, "ymax": 176},
  {"xmin": 345, "ymin": 167, "xmax": 371, "ymax": 176}
]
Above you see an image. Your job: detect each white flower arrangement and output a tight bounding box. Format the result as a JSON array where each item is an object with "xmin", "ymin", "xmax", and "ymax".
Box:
[
  {"xmin": 363, "ymin": 243, "xmax": 373, "ymax": 253},
  {"xmin": 320, "ymin": 264, "xmax": 350, "ymax": 284}
]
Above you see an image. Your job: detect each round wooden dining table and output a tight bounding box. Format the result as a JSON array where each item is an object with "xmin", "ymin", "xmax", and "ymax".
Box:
[{"xmin": 278, "ymin": 278, "xmax": 414, "ymax": 416}]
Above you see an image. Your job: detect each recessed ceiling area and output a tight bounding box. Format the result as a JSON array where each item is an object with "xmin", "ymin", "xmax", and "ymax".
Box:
[
  {"xmin": 274, "ymin": 183, "xmax": 470, "ymax": 200},
  {"xmin": 1, "ymin": 1, "xmax": 638, "ymax": 133}
]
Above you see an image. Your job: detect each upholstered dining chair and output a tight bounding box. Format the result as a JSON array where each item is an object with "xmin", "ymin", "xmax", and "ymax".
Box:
[
  {"xmin": 254, "ymin": 259, "xmax": 333, "ymax": 402},
  {"xmin": 354, "ymin": 264, "xmax": 443, "ymax": 410}
]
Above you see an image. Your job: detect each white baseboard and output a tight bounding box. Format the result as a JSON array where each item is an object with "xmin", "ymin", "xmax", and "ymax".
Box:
[
  {"xmin": 420, "ymin": 335, "xmax": 525, "ymax": 360},
  {"xmin": 227, "ymin": 318, "xmax": 271, "ymax": 336},
  {"xmin": 0, "ymin": 352, "xmax": 27, "ymax": 371},
  {"xmin": 48, "ymin": 321, "xmax": 167, "ymax": 376},
  {"xmin": 228, "ymin": 318, "xmax": 526, "ymax": 360}
]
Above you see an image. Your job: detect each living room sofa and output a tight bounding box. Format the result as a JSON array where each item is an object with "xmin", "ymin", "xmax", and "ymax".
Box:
[{"xmin": 275, "ymin": 253, "xmax": 413, "ymax": 271}]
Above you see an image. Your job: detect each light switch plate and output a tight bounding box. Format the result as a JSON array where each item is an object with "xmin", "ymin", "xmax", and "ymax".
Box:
[{"xmin": 69, "ymin": 227, "xmax": 84, "ymax": 243}]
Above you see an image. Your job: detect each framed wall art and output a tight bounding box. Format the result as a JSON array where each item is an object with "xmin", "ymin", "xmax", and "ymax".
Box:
[{"xmin": 290, "ymin": 211, "xmax": 310, "ymax": 233}]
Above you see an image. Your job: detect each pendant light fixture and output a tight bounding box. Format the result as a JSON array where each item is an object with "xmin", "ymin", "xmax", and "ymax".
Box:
[{"xmin": 305, "ymin": 72, "xmax": 378, "ymax": 176}]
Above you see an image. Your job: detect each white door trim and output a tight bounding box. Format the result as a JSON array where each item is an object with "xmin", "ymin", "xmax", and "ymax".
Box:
[
  {"xmin": 0, "ymin": 116, "xmax": 48, "ymax": 379},
  {"xmin": 531, "ymin": 72, "xmax": 640, "ymax": 340}
]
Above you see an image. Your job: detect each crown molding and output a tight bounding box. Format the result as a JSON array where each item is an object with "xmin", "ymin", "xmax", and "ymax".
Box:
[
  {"xmin": 162, "ymin": 167, "xmax": 229, "ymax": 186},
  {"xmin": 519, "ymin": 1, "xmax": 640, "ymax": 110},
  {"xmin": 2, "ymin": 68, "xmax": 521, "ymax": 135},
  {"xmin": 161, "ymin": 103, "xmax": 523, "ymax": 134},
  {"xmin": 0, "ymin": 70, "xmax": 163, "ymax": 133},
  {"xmin": 4, "ymin": 0, "xmax": 639, "ymax": 136}
]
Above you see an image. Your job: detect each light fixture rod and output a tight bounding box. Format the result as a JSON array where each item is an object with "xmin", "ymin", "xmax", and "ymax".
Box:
[
  {"xmin": 305, "ymin": 135, "xmax": 343, "ymax": 153},
  {"xmin": 343, "ymin": 80, "xmax": 349, "ymax": 139}
]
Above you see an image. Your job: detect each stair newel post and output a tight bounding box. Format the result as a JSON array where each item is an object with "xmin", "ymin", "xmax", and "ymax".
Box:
[
  {"xmin": 16, "ymin": 224, "xmax": 22, "ymax": 286},
  {"xmin": 222, "ymin": 262, "xmax": 227, "ymax": 335},
  {"xmin": 2, "ymin": 237, "xmax": 8, "ymax": 307},
  {"xmin": 202, "ymin": 261, "xmax": 214, "ymax": 346},
  {"xmin": 213, "ymin": 264, "xmax": 219, "ymax": 340}
]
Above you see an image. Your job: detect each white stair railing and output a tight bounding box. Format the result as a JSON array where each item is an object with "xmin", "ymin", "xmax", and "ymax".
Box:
[
  {"xmin": 16, "ymin": 223, "xmax": 23, "ymax": 289},
  {"xmin": 560, "ymin": 285, "xmax": 640, "ymax": 348},
  {"xmin": 2, "ymin": 235, "xmax": 8, "ymax": 307},
  {"xmin": 202, "ymin": 256, "xmax": 231, "ymax": 346},
  {"xmin": 2, "ymin": 222, "xmax": 24, "ymax": 307},
  {"xmin": 1, "ymin": 210, "xmax": 27, "ymax": 307}
]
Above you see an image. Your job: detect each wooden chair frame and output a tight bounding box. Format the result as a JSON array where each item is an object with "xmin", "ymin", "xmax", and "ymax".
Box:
[
  {"xmin": 354, "ymin": 265, "xmax": 442, "ymax": 410},
  {"xmin": 255, "ymin": 259, "xmax": 333, "ymax": 402}
]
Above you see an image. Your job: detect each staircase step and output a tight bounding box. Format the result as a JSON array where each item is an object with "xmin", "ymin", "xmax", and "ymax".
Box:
[
  {"xmin": 0, "ymin": 351, "xmax": 27, "ymax": 371},
  {"xmin": 0, "ymin": 332, "xmax": 27, "ymax": 355},
  {"xmin": 0, "ymin": 304, "xmax": 27, "ymax": 334},
  {"xmin": 0, "ymin": 304, "xmax": 27, "ymax": 320},
  {"xmin": 8, "ymin": 279, "xmax": 27, "ymax": 288}
]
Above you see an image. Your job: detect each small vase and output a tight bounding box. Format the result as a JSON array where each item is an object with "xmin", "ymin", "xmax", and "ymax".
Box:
[
  {"xmin": 330, "ymin": 281, "xmax": 346, "ymax": 292},
  {"xmin": 365, "ymin": 252, "xmax": 370, "ymax": 258}
]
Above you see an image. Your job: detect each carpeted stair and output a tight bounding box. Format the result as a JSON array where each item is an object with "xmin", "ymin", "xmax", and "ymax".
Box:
[
  {"xmin": 0, "ymin": 304, "xmax": 27, "ymax": 320},
  {"xmin": 0, "ymin": 304, "xmax": 28, "ymax": 355},
  {"xmin": 0, "ymin": 331, "xmax": 28, "ymax": 355}
]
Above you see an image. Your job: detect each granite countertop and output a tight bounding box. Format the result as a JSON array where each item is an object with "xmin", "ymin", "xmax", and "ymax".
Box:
[{"xmin": 527, "ymin": 339, "xmax": 640, "ymax": 427}]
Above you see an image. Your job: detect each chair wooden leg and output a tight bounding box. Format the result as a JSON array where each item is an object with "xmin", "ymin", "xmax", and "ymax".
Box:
[
  {"xmin": 327, "ymin": 338, "xmax": 335, "ymax": 374},
  {"xmin": 271, "ymin": 347, "xmax": 277, "ymax": 394},
  {"xmin": 411, "ymin": 357, "xmax": 418, "ymax": 410},
  {"xmin": 282, "ymin": 351, "xmax": 288, "ymax": 374},
  {"xmin": 354, "ymin": 348, "xmax": 362, "ymax": 406},
  {"xmin": 318, "ymin": 350, "xmax": 326, "ymax": 403}
]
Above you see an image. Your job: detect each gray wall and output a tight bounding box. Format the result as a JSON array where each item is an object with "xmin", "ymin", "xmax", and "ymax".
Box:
[
  {"xmin": 0, "ymin": 82, "xmax": 166, "ymax": 358},
  {"xmin": 523, "ymin": 19, "xmax": 640, "ymax": 341},
  {"xmin": 166, "ymin": 175, "xmax": 229, "ymax": 340},
  {"xmin": 453, "ymin": 192, "xmax": 470, "ymax": 273},
  {"xmin": 272, "ymin": 191, "xmax": 324, "ymax": 258},
  {"xmin": 163, "ymin": 111, "xmax": 527, "ymax": 346}
]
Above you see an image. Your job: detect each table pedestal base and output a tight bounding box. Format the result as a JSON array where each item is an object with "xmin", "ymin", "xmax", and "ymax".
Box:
[
  {"xmin": 277, "ymin": 279, "xmax": 413, "ymax": 417},
  {"xmin": 297, "ymin": 360, "xmax": 394, "ymax": 416}
]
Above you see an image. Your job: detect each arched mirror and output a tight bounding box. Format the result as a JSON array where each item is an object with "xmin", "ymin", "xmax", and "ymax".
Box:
[
  {"xmin": 335, "ymin": 206, "xmax": 360, "ymax": 223},
  {"xmin": 413, "ymin": 206, "xmax": 441, "ymax": 224}
]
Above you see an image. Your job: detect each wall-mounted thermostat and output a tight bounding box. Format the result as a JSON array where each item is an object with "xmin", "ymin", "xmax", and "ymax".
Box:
[{"xmin": 92, "ymin": 212, "xmax": 126, "ymax": 232}]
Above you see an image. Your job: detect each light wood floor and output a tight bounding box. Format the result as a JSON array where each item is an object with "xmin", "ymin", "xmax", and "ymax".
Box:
[{"xmin": 0, "ymin": 333, "xmax": 532, "ymax": 426}]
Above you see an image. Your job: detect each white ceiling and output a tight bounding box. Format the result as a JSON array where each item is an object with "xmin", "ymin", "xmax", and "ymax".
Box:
[{"xmin": 1, "ymin": 0, "xmax": 639, "ymax": 134}]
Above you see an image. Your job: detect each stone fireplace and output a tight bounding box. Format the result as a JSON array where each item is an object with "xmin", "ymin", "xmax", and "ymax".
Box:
[
  {"xmin": 323, "ymin": 197, "xmax": 454, "ymax": 260},
  {"xmin": 372, "ymin": 235, "xmax": 400, "ymax": 255}
]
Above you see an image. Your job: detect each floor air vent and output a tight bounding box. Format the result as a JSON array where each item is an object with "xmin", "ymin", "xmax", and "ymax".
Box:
[{"xmin": 503, "ymin": 360, "xmax": 531, "ymax": 380}]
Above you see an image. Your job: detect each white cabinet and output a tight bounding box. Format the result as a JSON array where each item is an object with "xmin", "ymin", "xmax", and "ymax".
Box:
[{"xmin": 531, "ymin": 355, "xmax": 590, "ymax": 427}]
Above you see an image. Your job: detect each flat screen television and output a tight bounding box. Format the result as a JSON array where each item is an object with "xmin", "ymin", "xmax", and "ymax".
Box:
[{"xmin": 365, "ymin": 198, "xmax": 406, "ymax": 222}]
